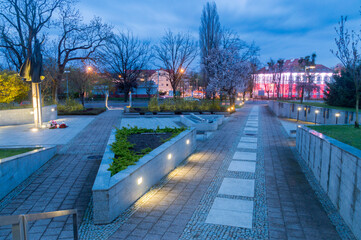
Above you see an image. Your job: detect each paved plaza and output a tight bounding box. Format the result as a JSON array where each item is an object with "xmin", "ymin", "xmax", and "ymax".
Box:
[{"xmin": 0, "ymin": 104, "xmax": 354, "ymax": 239}]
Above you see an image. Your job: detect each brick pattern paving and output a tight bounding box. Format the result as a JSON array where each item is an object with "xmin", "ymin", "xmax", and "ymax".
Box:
[
  {"xmin": 262, "ymin": 106, "xmax": 341, "ymax": 240},
  {"xmin": 0, "ymin": 110, "xmax": 122, "ymax": 240}
]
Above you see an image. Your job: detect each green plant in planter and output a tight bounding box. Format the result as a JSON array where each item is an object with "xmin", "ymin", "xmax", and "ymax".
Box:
[
  {"xmin": 108, "ymin": 126, "xmax": 187, "ymax": 175},
  {"xmin": 148, "ymin": 97, "xmax": 160, "ymax": 112}
]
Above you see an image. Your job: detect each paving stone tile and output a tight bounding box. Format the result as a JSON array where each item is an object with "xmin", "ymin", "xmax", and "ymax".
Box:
[
  {"xmin": 205, "ymin": 208, "xmax": 253, "ymax": 228},
  {"xmin": 233, "ymin": 151, "xmax": 257, "ymax": 161},
  {"xmin": 218, "ymin": 178, "xmax": 255, "ymax": 197},
  {"xmin": 228, "ymin": 161, "xmax": 256, "ymax": 173},
  {"xmin": 237, "ymin": 142, "xmax": 257, "ymax": 149}
]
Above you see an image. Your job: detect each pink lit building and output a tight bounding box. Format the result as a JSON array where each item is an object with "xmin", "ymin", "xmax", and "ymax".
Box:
[{"xmin": 253, "ymin": 59, "xmax": 334, "ymax": 99}]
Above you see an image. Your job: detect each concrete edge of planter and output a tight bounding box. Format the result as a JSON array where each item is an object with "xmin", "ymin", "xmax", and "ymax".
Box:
[
  {"xmin": 0, "ymin": 105, "xmax": 57, "ymax": 126},
  {"xmin": 92, "ymin": 127, "xmax": 197, "ymax": 224},
  {"xmin": 0, "ymin": 145, "xmax": 57, "ymax": 200},
  {"xmin": 300, "ymin": 125, "xmax": 361, "ymax": 158}
]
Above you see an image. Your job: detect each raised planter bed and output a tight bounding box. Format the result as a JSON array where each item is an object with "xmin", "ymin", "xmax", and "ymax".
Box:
[
  {"xmin": 0, "ymin": 146, "xmax": 57, "ymax": 200},
  {"xmin": 92, "ymin": 127, "xmax": 197, "ymax": 224},
  {"xmin": 0, "ymin": 105, "xmax": 57, "ymax": 126},
  {"xmin": 296, "ymin": 126, "xmax": 361, "ymax": 239}
]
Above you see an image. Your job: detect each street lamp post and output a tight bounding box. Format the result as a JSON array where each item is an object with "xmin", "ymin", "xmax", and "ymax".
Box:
[
  {"xmin": 314, "ymin": 110, "xmax": 319, "ymax": 124},
  {"xmin": 64, "ymin": 70, "xmax": 70, "ymax": 99},
  {"xmin": 335, "ymin": 113, "xmax": 340, "ymax": 124}
]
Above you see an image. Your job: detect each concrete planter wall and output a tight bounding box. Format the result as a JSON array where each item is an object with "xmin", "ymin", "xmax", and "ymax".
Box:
[
  {"xmin": 180, "ymin": 115, "xmax": 223, "ymax": 131},
  {"xmin": 92, "ymin": 127, "xmax": 197, "ymax": 224},
  {"xmin": 268, "ymin": 101, "xmax": 361, "ymax": 125},
  {"xmin": 0, "ymin": 146, "xmax": 57, "ymax": 200},
  {"xmin": 0, "ymin": 105, "xmax": 57, "ymax": 126},
  {"xmin": 296, "ymin": 126, "xmax": 361, "ymax": 239}
]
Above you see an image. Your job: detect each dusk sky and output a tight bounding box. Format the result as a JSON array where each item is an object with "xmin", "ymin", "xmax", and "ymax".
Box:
[{"xmin": 78, "ymin": 0, "xmax": 361, "ymax": 70}]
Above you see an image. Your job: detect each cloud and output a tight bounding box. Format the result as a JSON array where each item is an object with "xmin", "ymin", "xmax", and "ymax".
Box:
[{"xmin": 76, "ymin": 0, "xmax": 361, "ymax": 68}]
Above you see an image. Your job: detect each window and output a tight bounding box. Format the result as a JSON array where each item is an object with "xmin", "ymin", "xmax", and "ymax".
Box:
[{"xmin": 166, "ymin": 84, "xmax": 168, "ymax": 86}]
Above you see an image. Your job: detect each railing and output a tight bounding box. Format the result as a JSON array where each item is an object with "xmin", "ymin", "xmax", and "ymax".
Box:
[{"xmin": 0, "ymin": 209, "xmax": 78, "ymax": 240}]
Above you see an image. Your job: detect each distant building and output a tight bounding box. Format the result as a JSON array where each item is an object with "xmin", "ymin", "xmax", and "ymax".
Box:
[{"xmin": 253, "ymin": 59, "xmax": 334, "ymax": 99}]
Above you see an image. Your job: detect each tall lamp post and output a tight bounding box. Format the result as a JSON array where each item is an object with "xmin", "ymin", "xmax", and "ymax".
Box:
[
  {"xmin": 335, "ymin": 113, "xmax": 340, "ymax": 124},
  {"xmin": 297, "ymin": 107, "xmax": 302, "ymax": 122},
  {"xmin": 64, "ymin": 70, "xmax": 70, "ymax": 99}
]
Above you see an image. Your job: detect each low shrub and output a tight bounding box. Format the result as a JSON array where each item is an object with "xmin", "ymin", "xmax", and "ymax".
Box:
[
  {"xmin": 108, "ymin": 126, "xmax": 186, "ymax": 176},
  {"xmin": 148, "ymin": 97, "xmax": 160, "ymax": 112},
  {"xmin": 57, "ymin": 98, "xmax": 84, "ymax": 112}
]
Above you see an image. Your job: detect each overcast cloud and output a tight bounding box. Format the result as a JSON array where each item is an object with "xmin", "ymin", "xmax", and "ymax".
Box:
[{"xmin": 77, "ymin": 0, "xmax": 361, "ymax": 69}]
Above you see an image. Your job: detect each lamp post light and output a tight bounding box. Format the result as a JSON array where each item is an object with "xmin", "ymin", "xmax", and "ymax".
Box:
[
  {"xmin": 297, "ymin": 107, "xmax": 302, "ymax": 122},
  {"xmin": 64, "ymin": 70, "xmax": 70, "ymax": 99},
  {"xmin": 314, "ymin": 109, "xmax": 319, "ymax": 124},
  {"xmin": 335, "ymin": 113, "xmax": 340, "ymax": 124}
]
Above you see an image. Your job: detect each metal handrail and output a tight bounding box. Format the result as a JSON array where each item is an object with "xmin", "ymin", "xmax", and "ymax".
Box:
[{"xmin": 0, "ymin": 209, "xmax": 78, "ymax": 240}]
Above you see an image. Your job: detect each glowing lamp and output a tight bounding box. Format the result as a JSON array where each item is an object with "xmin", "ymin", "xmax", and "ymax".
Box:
[
  {"xmin": 297, "ymin": 107, "xmax": 302, "ymax": 111},
  {"xmin": 137, "ymin": 177, "xmax": 143, "ymax": 185},
  {"xmin": 335, "ymin": 113, "xmax": 340, "ymax": 117},
  {"xmin": 186, "ymin": 139, "xmax": 190, "ymax": 145},
  {"xmin": 167, "ymin": 154, "xmax": 172, "ymax": 160},
  {"xmin": 315, "ymin": 110, "xmax": 319, "ymax": 114}
]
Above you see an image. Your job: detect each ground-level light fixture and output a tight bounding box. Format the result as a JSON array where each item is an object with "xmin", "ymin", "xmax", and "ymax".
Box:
[
  {"xmin": 186, "ymin": 139, "xmax": 190, "ymax": 145},
  {"xmin": 137, "ymin": 177, "xmax": 143, "ymax": 185},
  {"xmin": 335, "ymin": 113, "xmax": 340, "ymax": 124},
  {"xmin": 51, "ymin": 108, "xmax": 55, "ymax": 112},
  {"xmin": 167, "ymin": 154, "xmax": 172, "ymax": 160},
  {"xmin": 237, "ymin": 98, "xmax": 240, "ymax": 101},
  {"xmin": 31, "ymin": 128, "xmax": 38, "ymax": 132}
]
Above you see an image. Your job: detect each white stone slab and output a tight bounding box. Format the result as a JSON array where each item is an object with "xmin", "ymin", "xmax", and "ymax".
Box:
[
  {"xmin": 210, "ymin": 197, "xmax": 254, "ymax": 212},
  {"xmin": 233, "ymin": 151, "xmax": 257, "ymax": 161},
  {"xmin": 228, "ymin": 161, "xmax": 256, "ymax": 173},
  {"xmin": 206, "ymin": 209, "xmax": 253, "ymax": 228},
  {"xmin": 218, "ymin": 178, "xmax": 255, "ymax": 197},
  {"xmin": 237, "ymin": 142, "xmax": 257, "ymax": 149},
  {"xmin": 246, "ymin": 123, "xmax": 258, "ymax": 127},
  {"xmin": 205, "ymin": 197, "xmax": 254, "ymax": 228},
  {"xmin": 240, "ymin": 137, "xmax": 257, "ymax": 143},
  {"xmin": 244, "ymin": 127, "xmax": 258, "ymax": 132}
]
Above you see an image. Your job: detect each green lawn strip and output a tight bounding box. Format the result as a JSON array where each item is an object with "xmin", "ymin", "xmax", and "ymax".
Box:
[
  {"xmin": 0, "ymin": 148, "xmax": 40, "ymax": 159},
  {"xmin": 108, "ymin": 126, "xmax": 187, "ymax": 176},
  {"xmin": 308, "ymin": 125, "xmax": 361, "ymax": 150},
  {"xmin": 278, "ymin": 100, "xmax": 356, "ymax": 112}
]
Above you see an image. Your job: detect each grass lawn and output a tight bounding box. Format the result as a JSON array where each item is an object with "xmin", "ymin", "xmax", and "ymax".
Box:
[
  {"xmin": 0, "ymin": 148, "xmax": 39, "ymax": 159},
  {"xmin": 278, "ymin": 100, "xmax": 356, "ymax": 112},
  {"xmin": 308, "ymin": 125, "xmax": 361, "ymax": 150}
]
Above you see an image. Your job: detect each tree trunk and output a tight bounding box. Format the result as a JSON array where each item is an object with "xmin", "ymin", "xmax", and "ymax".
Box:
[
  {"xmin": 52, "ymin": 81, "xmax": 58, "ymax": 103},
  {"xmin": 300, "ymin": 88, "xmax": 304, "ymax": 104},
  {"xmin": 80, "ymin": 92, "xmax": 85, "ymax": 106},
  {"xmin": 355, "ymin": 93, "xmax": 359, "ymax": 128}
]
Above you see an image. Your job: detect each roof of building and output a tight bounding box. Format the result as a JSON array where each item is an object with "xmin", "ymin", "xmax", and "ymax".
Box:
[{"xmin": 257, "ymin": 58, "xmax": 333, "ymax": 74}]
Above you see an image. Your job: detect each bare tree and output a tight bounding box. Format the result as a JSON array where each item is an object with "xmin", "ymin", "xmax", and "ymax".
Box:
[
  {"xmin": 49, "ymin": 6, "xmax": 112, "ymax": 102},
  {"xmin": 331, "ymin": 16, "xmax": 361, "ymax": 128},
  {"xmin": 267, "ymin": 59, "xmax": 277, "ymax": 98},
  {"xmin": 207, "ymin": 35, "xmax": 258, "ymax": 106},
  {"xmin": 155, "ymin": 30, "xmax": 197, "ymax": 98},
  {"xmin": 199, "ymin": 1, "xmax": 221, "ymax": 93},
  {"xmin": 0, "ymin": 0, "xmax": 69, "ymax": 70},
  {"xmin": 68, "ymin": 65, "xmax": 95, "ymax": 106},
  {"xmin": 101, "ymin": 30, "xmax": 152, "ymax": 102},
  {"xmin": 296, "ymin": 54, "xmax": 318, "ymax": 104}
]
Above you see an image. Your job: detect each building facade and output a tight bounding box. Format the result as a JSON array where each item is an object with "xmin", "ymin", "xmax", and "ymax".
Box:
[{"xmin": 253, "ymin": 59, "xmax": 334, "ymax": 99}]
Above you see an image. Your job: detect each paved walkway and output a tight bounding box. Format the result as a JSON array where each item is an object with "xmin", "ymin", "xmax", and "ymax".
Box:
[
  {"xmin": 0, "ymin": 110, "xmax": 122, "ymax": 239},
  {"xmin": 0, "ymin": 104, "xmax": 349, "ymax": 239},
  {"xmin": 86, "ymin": 103, "xmax": 343, "ymax": 240},
  {"xmin": 0, "ymin": 116, "xmax": 94, "ymax": 146}
]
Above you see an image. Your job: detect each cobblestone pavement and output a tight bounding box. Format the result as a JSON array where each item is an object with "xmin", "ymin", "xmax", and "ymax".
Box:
[{"xmin": 0, "ymin": 110, "xmax": 122, "ymax": 239}]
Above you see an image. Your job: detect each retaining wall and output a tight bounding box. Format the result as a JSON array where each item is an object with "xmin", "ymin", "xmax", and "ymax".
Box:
[
  {"xmin": 92, "ymin": 127, "xmax": 197, "ymax": 224},
  {"xmin": 268, "ymin": 101, "xmax": 361, "ymax": 125},
  {"xmin": 296, "ymin": 126, "xmax": 361, "ymax": 239},
  {"xmin": 0, "ymin": 146, "xmax": 57, "ymax": 200},
  {"xmin": 0, "ymin": 105, "xmax": 57, "ymax": 126}
]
